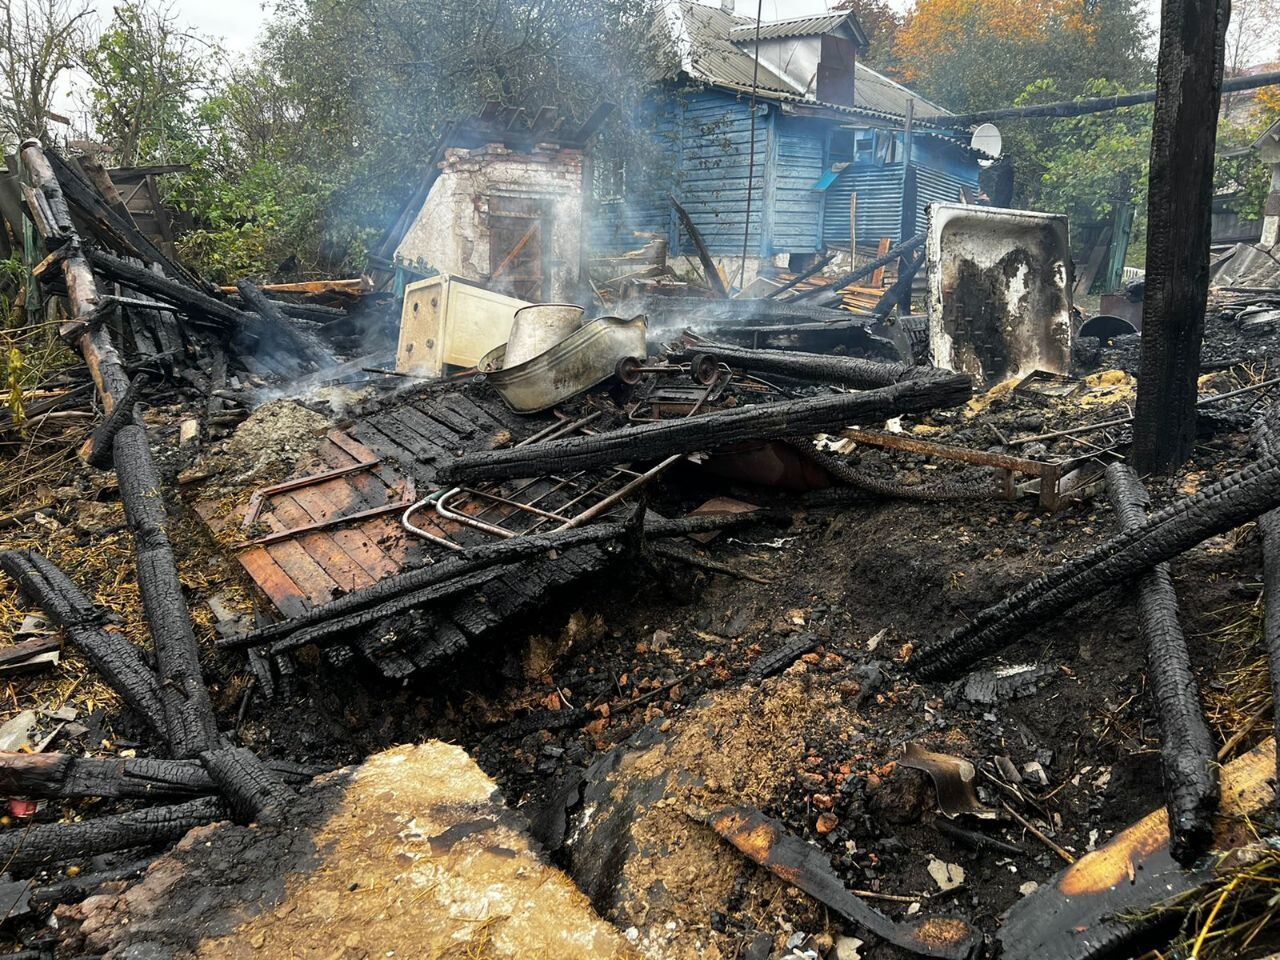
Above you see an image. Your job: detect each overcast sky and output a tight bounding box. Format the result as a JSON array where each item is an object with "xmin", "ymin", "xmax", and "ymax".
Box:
[{"xmin": 77, "ymin": 0, "xmax": 1164, "ymax": 57}]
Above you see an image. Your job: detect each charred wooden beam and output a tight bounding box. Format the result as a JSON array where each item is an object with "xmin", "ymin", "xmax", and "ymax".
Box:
[
  {"xmin": 21, "ymin": 143, "xmax": 131, "ymax": 413},
  {"xmin": 114, "ymin": 424, "xmax": 220, "ymax": 758},
  {"xmin": 1105, "ymin": 463, "xmax": 1218, "ymax": 864},
  {"xmin": 872, "ymin": 249, "xmax": 924, "ymax": 320},
  {"xmin": 17, "ymin": 139, "xmax": 72, "ymax": 243},
  {"xmin": 233, "ymin": 278, "xmax": 329, "ymax": 371},
  {"xmin": 1253, "ymin": 410, "xmax": 1280, "ymax": 813},
  {"xmin": 0, "ymin": 795, "xmax": 228, "ymax": 871},
  {"xmin": 764, "ymin": 253, "xmax": 836, "ymax": 300},
  {"xmin": 0, "ymin": 551, "xmax": 166, "ymax": 737},
  {"xmin": 0, "ymin": 752, "xmax": 314, "ymax": 801},
  {"xmin": 85, "ymin": 373, "xmax": 147, "ymax": 469},
  {"xmin": 87, "ymin": 248, "xmax": 248, "ymax": 331},
  {"xmin": 790, "ymin": 232, "xmax": 925, "ymax": 302},
  {"xmin": 1130, "ymin": 0, "xmax": 1229, "ymax": 473},
  {"xmin": 28, "ymin": 858, "xmax": 152, "ymax": 908},
  {"xmin": 670, "ymin": 195, "xmax": 728, "ymax": 297},
  {"xmin": 219, "ymin": 510, "xmax": 776, "ymax": 654},
  {"xmin": 439, "ymin": 372, "xmax": 971, "ymax": 486},
  {"xmin": 199, "ymin": 745, "xmax": 296, "ymax": 824},
  {"xmin": 912, "ymin": 449, "xmax": 1280, "ymax": 679},
  {"xmin": 671, "ymin": 340, "xmax": 915, "ymax": 388}
]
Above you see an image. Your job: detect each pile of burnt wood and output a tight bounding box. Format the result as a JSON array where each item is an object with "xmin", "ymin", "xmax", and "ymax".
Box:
[{"xmin": 7, "ymin": 139, "xmax": 382, "ymax": 443}]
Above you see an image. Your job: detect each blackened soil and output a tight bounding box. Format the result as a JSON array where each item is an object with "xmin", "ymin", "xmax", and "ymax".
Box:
[{"xmin": 232, "ymin": 423, "xmax": 1268, "ymax": 954}]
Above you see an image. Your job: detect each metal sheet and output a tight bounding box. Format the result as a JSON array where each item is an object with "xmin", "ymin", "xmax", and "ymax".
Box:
[{"xmin": 926, "ymin": 203, "xmax": 1073, "ymax": 383}]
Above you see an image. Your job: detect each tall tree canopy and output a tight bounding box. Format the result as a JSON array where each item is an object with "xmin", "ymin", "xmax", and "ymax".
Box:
[{"xmin": 895, "ymin": 0, "xmax": 1153, "ymax": 113}]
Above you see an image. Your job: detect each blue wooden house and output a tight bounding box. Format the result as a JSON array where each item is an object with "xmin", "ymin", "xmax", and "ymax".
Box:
[{"xmin": 592, "ymin": 1, "xmax": 985, "ymax": 271}]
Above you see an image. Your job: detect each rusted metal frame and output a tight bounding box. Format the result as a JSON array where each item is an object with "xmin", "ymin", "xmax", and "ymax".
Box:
[
  {"xmin": 238, "ymin": 481, "xmax": 416, "ymax": 548},
  {"xmin": 845, "ymin": 428, "xmax": 1088, "ymax": 508},
  {"xmin": 242, "ymin": 456, "xmax": 381, "ymax": 528}
]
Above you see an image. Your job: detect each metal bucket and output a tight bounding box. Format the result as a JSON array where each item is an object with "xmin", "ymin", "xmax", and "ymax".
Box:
[
  {"xmin": 505, "ymin": 303, "xmax": 585, "ymax": 367},
  {"xmin": 478, "ymin": 314, "xmax": 649, "ymax": 413}
]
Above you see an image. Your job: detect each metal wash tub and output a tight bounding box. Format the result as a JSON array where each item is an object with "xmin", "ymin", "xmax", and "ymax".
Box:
[
  {"xmin": 478, "ymin": 313, "xmax": 649, "ymax": 413},
  {"xmin": 926, "ymin": 203, "xmax": 1073, "ymax": 384}
]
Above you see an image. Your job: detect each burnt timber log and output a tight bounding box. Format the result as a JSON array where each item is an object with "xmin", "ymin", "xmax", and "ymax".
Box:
[
  {"xmin": 219, "ymin": 510, "xmax": 773, "ymax": 654},
  {"xmin": 912, "ymin": 449, "xmax": 1280, "ymax": 679},
  {"xmin": 672, "ymin": 341, "xmax": 915, "ymax": 388},
  {"xmin": 199, "ymin": 746, "xmax": 296, "ymax": 824},
  {"xmin": 20, "ymin": 143, "xmax": 130, "ymax": 416},
  {"xmin": 1130, "ymin": 0, "xmax": 1229, "ymax": 473},
  {"xmin": 0, "ymin": 551, "xmax": 166, "ymax": 737},
  {"xmin": 114, "ymin": 424, "xmax": 220, "ymax": 758},
  {"xmin": 1105, "ymin": 463, "xmax": 1218, "ymax": 864},
  {"xmin": 439, "ymin": 373, "xmax": 972, "ymax": 486},
  {"xmin": 1254, "ymin": 409, "xmax": 1280, "ymax": 809},
  {"xmin": 0, "ymin": 795, "xmax": 228, "ymax": 871},
  {"xmin": 85, "ymin": 373, "xmax": 147, "ymax": 469},
  {"xmin": 17, "ymin": 139, "xmax": 73, "ymax": 242},
  {"xmin": 28, "ymin": 859, "xmax": 152, "ymax": 908},
  {"xmin": 0, "ymin": 752, "xmax": 314, "ymax": 801},
  {"xmin": 764, "ymin": 252, "xmax": 836, "ymax": 300},
  {"xmin": 790, "ymin": 232, "xmax": 925, "ymax": 302},
  {"xmin": 233, "ymin": 278, "xmax": 330, "ymax": 371}
]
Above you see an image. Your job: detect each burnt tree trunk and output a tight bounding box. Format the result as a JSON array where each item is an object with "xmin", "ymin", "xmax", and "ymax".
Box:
[
  {"xmin": 113, "ymin": 424, "xmax": 220, "ymax": 757},
  {"xmin": 439, "ymin": 373, "xmax": 972, "ymax": 486},
  {"xmin": 0, "ymin": 796, "xmax": 228, "ymax": 871},
  {"xmin": 1131, "ymin": 0, "xmax": 1230, "ymax": 473},
  {"xmin": 0, "ymin": 551, "xmax": 167, "ymax": 737},
  {"xmin": 912, "ymin": 448, "xmax": 1280, "ymax": 679},
  {"xmin": 1105, "ymin": 464, "xmax": 1218, "ymax": 864}
]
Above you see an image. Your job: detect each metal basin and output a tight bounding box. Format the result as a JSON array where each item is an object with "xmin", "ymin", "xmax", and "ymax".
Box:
[
  {"xmin": 505, "ymin": 303, "xmax": 585, "ymax": 367},
  {"xmin": 479, "ymin": 314, "xmax": 648, "ymax": 413}
]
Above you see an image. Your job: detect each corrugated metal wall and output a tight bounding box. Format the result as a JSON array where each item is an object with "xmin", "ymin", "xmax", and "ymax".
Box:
[{"xmin": 823, "ymin": 161, "xmax": 905, "ymax": 247}]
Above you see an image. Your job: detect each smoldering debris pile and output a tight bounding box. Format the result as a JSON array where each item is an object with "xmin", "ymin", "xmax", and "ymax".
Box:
[{"xmin": 4, "ymin": 131, "xmax": 1280, "ymax": 960}]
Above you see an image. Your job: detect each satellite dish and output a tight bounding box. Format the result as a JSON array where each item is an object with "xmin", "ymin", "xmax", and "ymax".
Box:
[{"xmin": 970, "ymin": 123, "xmax": 1002, "ymax": 166}]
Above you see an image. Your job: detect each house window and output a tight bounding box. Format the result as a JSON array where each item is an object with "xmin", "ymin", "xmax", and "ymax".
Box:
[{"xmin": 853, "ymin": 132, "xmax": 875, "ymax": 164}]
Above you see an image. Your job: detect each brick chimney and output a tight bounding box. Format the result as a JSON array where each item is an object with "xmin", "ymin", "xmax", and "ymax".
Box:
[
  {"xmin": 720, "ymin": 0, "xmax": 734, "ymax": 13},
  {"xmin": 816, "ymin": 35, "xmax": 858, "ymax": 107}
]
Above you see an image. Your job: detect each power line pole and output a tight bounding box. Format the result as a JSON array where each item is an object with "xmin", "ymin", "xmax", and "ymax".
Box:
[{"xmin": 1131, "ymin": 0, "xmax": 1231, "ymax": 474}]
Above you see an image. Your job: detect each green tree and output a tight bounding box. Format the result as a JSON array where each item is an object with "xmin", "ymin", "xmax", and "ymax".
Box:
[
  {"xmin": 82, "ymin": 0, "xmax": 220, "ymax": 167},
  {"xmin": 0, "ymin": 0, "xmax": 93, "ymax": 148}
]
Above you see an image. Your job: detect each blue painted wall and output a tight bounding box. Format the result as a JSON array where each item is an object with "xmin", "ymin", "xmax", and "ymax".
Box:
[{"xmin": 592, "ymin": 85, "xmax": 982, "ymax": 257}]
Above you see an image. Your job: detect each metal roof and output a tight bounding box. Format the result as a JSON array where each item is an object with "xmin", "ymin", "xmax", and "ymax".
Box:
[
  {"xmin": 671, "ymin": 1, "xmax": 953, "ymax": 122},
  {"xmin": 727, "ymin": 12, "xmax": 866, "ymax": 46}
]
